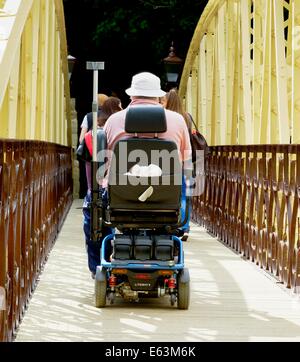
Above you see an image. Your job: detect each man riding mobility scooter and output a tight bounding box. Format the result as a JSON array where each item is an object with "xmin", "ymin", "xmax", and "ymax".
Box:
[{"xmin": 88, "ymin": 105, "xmax": 191, "ymax": 309}]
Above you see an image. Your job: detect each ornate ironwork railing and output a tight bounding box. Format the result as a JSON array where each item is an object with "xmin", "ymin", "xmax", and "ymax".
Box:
[
  {"xmin": 0, "ymin": 140, "xmax": 72, "ymax": 342},
  {"xmin": 193, "ymin": 145, "xmax": 300, "ymax": 294}
]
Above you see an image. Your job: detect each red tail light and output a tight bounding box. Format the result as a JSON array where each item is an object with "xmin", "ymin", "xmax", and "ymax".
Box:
[
  {"xmin": 168, "ymin": 277, "xmax": 176, "ymax": 289},
  {"xmin": 109, "ymin": 275, "xmax": 117, "ymax": 287},
  {"xmin": 135, "ymin": 273, "xmax": 151, "ymax": 280}
]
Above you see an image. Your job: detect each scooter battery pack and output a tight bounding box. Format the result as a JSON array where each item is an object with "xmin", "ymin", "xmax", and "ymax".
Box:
[
  {"xmin": 154, "ymin": 237, "xmax": 174, "ymax": 261},
  {"xmin": 134, "ymin": 237, "xmax": 153, "ymax": 261},
  {"xmin": 113, "ymin": 235, "xmax": 133, "ymax": 260}
]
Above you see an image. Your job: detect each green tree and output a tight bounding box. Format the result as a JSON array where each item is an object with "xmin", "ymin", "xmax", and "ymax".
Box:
[
  {"xmin": 63, "ymin": 0, "xmax": 207, "ymax": 102},
  {"xmin": 92, "ymin": 0, "xmax": 207, "ymax": 65}
]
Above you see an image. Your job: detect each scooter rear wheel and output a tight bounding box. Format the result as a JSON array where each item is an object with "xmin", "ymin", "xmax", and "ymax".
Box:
[
  {"xmin": 177, "ymin": 269, "xmax": 190, "ymax": 310},
  {"xmin": 95, "ymin": 277, "xmax": 107, "ymax": 308}
]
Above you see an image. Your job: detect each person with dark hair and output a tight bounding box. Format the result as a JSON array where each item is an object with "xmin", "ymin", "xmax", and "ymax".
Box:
[
  {"xmin": 79, "ymin": 93, "xmax": 109, "ymax": 144},
  {"xmin": 161, "ymin": 88, "xmax": 192, "ymax": 241},
  {"xmin": 82, "ymin": 97, "xmax": 122, "ymax": 278},
  {"xmin": 98, "ymin": 96, "xmax": 122, "ymax": 127},
  {"xmin": 83, "ymin": 97, "xmax": 122, "ymax": 191},
  {"xmin": 164, "ymin": 89, "xmax": 192, "ymax": 128}
]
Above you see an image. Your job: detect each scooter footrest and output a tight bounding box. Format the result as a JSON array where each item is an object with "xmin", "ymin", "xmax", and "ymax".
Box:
[
  {"xmin": 134, "ymin": 236, "xmax": 153, "ymax": 261},
  {"xmin": 112, "ymin": 235, "xmax": 133, "ymax": 260},
  {"xmin": 154, "ymin": 236, "xmax": 174, "ymax": 261}
]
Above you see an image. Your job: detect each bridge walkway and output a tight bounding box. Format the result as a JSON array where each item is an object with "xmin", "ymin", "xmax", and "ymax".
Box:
[{"xmin": 14, "ymin": 200, "xmax": 300, "ymax": 342}]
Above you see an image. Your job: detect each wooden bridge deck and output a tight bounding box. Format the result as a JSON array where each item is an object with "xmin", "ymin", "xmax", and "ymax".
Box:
[{"xmin": 15, "ymin": 199, "xmax": 300, "ymax": 342}]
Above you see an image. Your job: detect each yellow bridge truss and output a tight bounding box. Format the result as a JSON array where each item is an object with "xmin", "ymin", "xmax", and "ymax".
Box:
[
  {"xmin": 0, "ymin": 0, "xmax": 71, "ymax": 145},
  {"xmin": 179, "ymin": 0, "xmax": 300, "ymax": 146}
]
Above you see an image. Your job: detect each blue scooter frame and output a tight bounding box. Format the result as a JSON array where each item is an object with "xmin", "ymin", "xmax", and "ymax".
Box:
[
  {"xmin": 95, "ymin": 234, "xmax": 190, "ymax": 309},
  {"xmin": 99, "ymin": 234, "xmax": 184, "ymax": 271}
]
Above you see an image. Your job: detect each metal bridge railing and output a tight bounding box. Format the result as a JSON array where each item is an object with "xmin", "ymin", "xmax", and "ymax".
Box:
[
  {"xmin": 193, "ymin": 145, "xmax": 300, "ymax": 295},
  {"xmin": 0, "ymin": 140, "xmax": 73, "ymax": 342}
]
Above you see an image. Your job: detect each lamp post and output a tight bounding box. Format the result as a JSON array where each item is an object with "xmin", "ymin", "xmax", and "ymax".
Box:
[
  {"xmin": 163, "ymin": 42, "xmax": 183, "ymax": 90},
  {"xmin": 67, "ymin": 54, "xmax": 76, "ymax": 80},
  {"xmin": 86, "ymin": 61, "xmax": 105, "ymax": 161}
]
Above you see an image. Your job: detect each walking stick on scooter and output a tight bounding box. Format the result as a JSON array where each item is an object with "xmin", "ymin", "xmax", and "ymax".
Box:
[{"xmin": 86, "ymin": 61, "xmax": 105, "ymax": 242}]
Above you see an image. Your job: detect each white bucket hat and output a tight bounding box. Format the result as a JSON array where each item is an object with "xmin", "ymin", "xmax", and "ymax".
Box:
[{"xmin": 125, "ymin": 72, "xmax": 166, "ymax": 97}]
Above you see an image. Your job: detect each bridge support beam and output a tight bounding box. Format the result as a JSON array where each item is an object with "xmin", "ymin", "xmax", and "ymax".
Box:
[
  {"xmin": 0, "ymin": 0, "xmax": 71, "ymax": 146},
  {"xmin": 180, "ymin": 0, "xmax": 300, "ymax": 146}
]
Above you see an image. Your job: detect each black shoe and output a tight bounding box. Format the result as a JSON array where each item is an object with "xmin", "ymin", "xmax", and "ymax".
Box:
[
  {"xmin": 91, "ymin": 272, "xmax": 96, "ymax": 280},
  {"xmin": 181, "ymin": 233, "xmax": 189, "ymax": 242},
  {"xmin": 175, "ymin": 229, "xmax": 184, "ymax": 237}
]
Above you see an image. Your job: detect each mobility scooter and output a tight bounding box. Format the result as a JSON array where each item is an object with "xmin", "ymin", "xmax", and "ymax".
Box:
[{"xmin": 87, "ymin": 105, "xmax": 191, "ymax": 309}]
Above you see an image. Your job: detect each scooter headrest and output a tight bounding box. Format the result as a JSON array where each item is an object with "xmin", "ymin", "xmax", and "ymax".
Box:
[{"xmin": 125, "ymin": 105, "xmax": 167, "ymax": 134}]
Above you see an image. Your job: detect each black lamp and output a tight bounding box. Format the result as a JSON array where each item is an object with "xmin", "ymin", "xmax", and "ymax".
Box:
[{"xmin": 163, "ymin": 42, "xmax": 183, "ymax": 90}]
